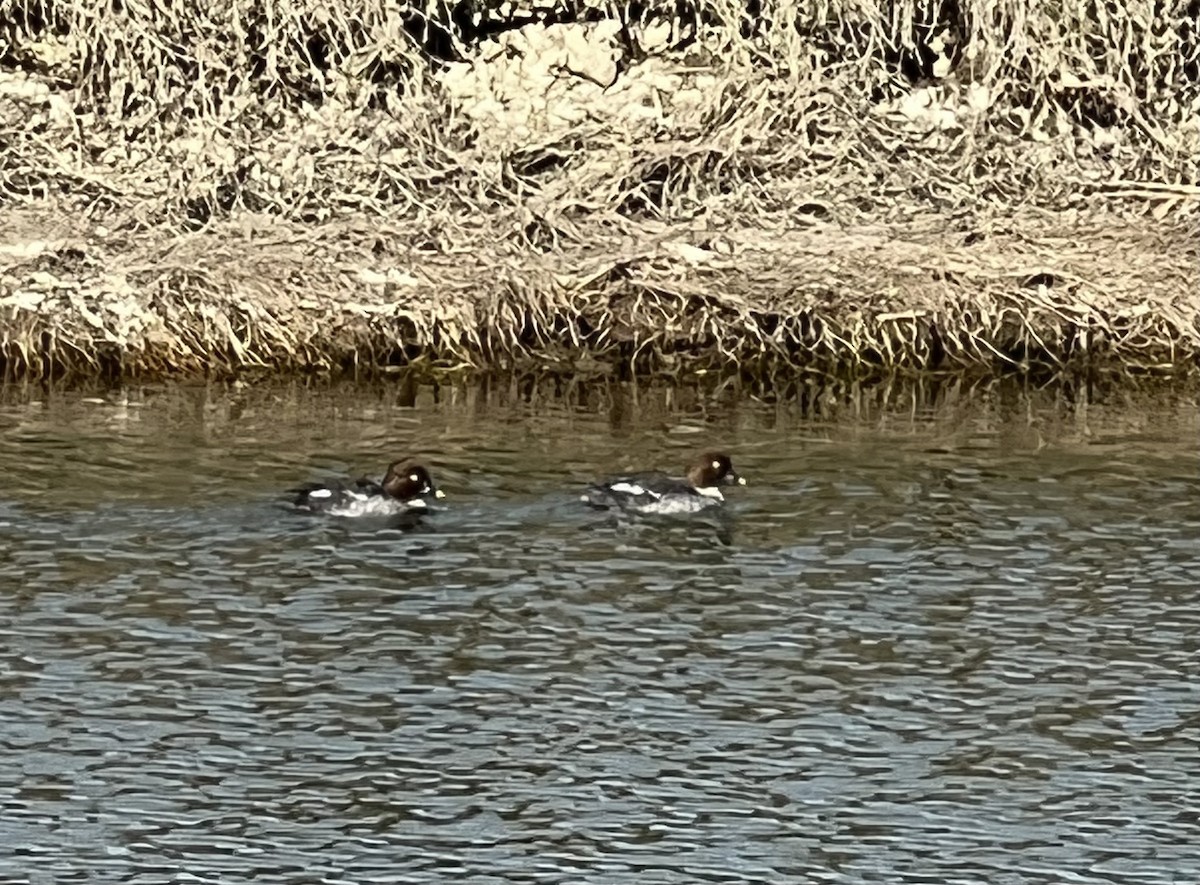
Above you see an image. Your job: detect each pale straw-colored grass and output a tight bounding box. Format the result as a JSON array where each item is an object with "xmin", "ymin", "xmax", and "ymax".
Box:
[
  {"xmin": 3, "ymin": 204, "xmax": 1194, "ymax": 378},
  {"xmin": 0, "ymin": 1, "xmax": 1197, "ymax": 377}
]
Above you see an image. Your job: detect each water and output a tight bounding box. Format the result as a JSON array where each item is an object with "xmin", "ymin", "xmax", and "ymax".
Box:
[{"xmin": 1, "ymin": 375, "xmax": 1198, "ymax": 884}]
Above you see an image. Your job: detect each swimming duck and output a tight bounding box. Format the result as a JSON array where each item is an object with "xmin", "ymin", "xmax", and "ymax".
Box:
[
  {"xmin": 291, "ymin": 460, "xmax": 444, "ymax": 517},
  {"xmin": 581, "ymin": 451, "xmax": 746, "ymax": 515}
]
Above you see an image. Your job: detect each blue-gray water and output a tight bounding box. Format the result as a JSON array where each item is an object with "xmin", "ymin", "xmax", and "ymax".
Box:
[{"xmin": 1, "ymin": 376, "xmax": 1199, "ymax": 884}]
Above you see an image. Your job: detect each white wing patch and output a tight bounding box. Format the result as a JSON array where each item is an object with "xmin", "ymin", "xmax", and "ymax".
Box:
[
  {"xmin": 308, "ymin": 488, "xmax": 333, "ymax": 499},
  {"xmin": 328, "ymin": 494, "xmax": 413, "ymax": 517},
  {"xmin": 695, "ymin": 486, "xmax": 725, "ymax": 500},
  {"xmin": 609, "ymin": 481, "xmax": 657, "ymax": 497}
]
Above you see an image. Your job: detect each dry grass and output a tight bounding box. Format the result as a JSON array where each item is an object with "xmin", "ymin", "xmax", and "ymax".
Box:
[
  {"xmin": 0, "ymin": 0, "xmax": 1198, "ymax": 377},
  {"xmin": 3, "ymin": 204, "xmax": 1195, "ymax": 379}
]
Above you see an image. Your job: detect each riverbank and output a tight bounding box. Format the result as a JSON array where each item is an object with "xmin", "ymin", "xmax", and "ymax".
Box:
[
  {"xmin": 3, "ymin": 204, "xmax": 1196, "ymax": 379},
  {"xmin": 2, "ymin": 3, "xmax": 1198, "ymax": 379}
]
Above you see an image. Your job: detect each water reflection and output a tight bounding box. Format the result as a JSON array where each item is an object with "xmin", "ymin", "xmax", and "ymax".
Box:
[{"xmin": 0, "ymin": 373, "xmax": 1198, "ymax": 883}]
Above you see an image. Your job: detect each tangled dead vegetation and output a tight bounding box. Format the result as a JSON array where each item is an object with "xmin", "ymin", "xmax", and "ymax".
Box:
[
  {"xmin": 1, "ymin": 1, "xmax": 1198, "ymax": 378},
  {"xmin": 3, "ymin": 205, "xmax": 1195, "ymax": 378}
]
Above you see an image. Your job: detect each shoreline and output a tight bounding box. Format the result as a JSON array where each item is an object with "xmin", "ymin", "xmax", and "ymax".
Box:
[
  {"xmin": 1, "ymin": 207, "xmax": 1196, "ymax": 381},
  {"xmin": 4, "ymin": 4, "xmax": 1199, "ymax": 382}
]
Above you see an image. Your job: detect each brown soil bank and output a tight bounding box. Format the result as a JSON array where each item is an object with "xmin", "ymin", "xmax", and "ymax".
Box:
[{"xmin": 1, "ymin": 1, "xmax": 1198, "ymax": 378}]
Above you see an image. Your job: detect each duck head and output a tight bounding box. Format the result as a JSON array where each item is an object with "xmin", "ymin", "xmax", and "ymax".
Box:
[
  {"xmin": 687, "ymin": 451, "xmax": 746, "ymax": 491},
  {"xmin": 382, "ymin": 461, "xmax": 445, "ymax": 502}
]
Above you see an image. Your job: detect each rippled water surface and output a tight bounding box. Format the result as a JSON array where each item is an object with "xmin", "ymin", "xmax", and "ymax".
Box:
[{"xmin": 1, "ymin": 375, "xmax": 1199, "ymax": 884}]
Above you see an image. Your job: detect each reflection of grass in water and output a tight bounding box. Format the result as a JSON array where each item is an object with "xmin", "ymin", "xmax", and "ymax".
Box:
[
  {"xmin": 1, "ymin": 1, "xmax": 1198, "ymax": 377},
  {"xmin": 1, "ymin": 368, "xmax": 1196, "ymax": 435}
]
